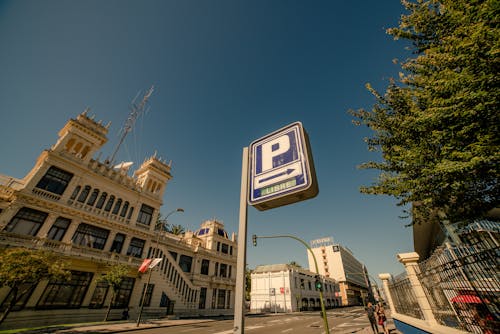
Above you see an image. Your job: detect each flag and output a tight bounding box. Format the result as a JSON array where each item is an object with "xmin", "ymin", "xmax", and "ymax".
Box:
[
  {"xmin": 149, "ymin": 258, "xmax": 163, "ymax": 269},
  {"xmin": 138, "ymin": 259, "xmax": 152, "ymax": 273}
]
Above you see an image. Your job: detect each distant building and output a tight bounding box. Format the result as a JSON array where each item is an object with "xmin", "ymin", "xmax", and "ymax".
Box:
[
  {"xmin": 250, "ymin": 264, "xmax": 340, "ymax": 313},
  {"xmin": 0, "ymin": 111, "xmax": 237, "ymax": 329},
  {"xmin": 307, "ymin": 237, "xmax": 370, "ymax": 306}
]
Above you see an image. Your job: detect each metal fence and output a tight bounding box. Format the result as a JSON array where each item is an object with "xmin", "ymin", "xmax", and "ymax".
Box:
[
  {"xmin": 388, "ymin": 272, "xmax": 424, "ymax": 319},
  {"xmin": 417, "ymin": 243, "xmax": 499, "ymax": 333}
]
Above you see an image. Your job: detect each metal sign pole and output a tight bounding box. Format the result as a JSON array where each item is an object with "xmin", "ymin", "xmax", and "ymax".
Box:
[{"xmin": 233, "ymin": 147, "xmax": 249, "ymax": 334}]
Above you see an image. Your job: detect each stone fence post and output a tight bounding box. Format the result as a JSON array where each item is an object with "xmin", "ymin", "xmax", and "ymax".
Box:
[
  {"xmin": 378, "ymin": 273, "xmax": 395, "ymax": 312},
  {"xmin": 397, "ymin": 252, "xmax": 437, "ymax": 325}
]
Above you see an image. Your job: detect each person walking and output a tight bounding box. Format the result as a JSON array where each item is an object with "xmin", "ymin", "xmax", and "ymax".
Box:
[
  {"xmin": 376, "ymin": 303, "xmax": 389, "ymax": 334},
  {"xmin": 365, "ymin": 302, "xmax": 378, "ymax": 334}
]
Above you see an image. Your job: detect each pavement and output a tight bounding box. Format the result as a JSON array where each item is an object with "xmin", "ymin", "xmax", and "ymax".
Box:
[{"xmin": 17, "ymin": 313, "xmax": 402, "ymax": 334}]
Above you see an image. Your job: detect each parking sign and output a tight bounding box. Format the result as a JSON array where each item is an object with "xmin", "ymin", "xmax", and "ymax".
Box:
[{"xmin": 248, "ymin": 122, "xmax": 318, "ymax": 210}]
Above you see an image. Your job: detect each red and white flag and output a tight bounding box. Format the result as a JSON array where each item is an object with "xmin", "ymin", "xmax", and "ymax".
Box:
[
  {"xmin": 138, "ymin": 258, "xmax": 163, "ymax": 273},
  {"xmin": 138, "ymin": 259, "xmax": 152, "ymax": 273}
]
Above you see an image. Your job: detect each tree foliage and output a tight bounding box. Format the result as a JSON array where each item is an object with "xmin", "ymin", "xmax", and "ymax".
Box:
[
  {"xmin": 0, "ymin": 248, "xmax": 71, "ymax": 324},
  {"xmin": 97, "ymin": 263, "xmax": 131, "ymax": 321},
  {"xmin": 350, "ymin": 0, "xmax": 499, "ymax": 224}
]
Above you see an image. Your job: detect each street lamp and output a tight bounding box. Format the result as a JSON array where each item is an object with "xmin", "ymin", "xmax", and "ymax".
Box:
[{"xmin": 136, "ymin": 208, "xmax": 184, "ymax": 326}]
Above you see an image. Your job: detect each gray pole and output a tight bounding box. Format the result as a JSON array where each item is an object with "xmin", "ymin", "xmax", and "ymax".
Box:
[{"xmin": 233, "ymin": 147, "xmax": 249, "ymax": 334}]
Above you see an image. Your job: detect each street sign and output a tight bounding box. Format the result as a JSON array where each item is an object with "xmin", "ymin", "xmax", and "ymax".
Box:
[
  {"xmin": 270, "ymin": 288, "xmax": 276, "ymax": 296},
  {"xmin": 248, "ymin": 122, "xmax": 318, "ymax": 210}
]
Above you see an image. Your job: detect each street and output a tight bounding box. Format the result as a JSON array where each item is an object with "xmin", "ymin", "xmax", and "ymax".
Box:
[{"xmin": 124, "ymin": 307, "xmax": 374, "ymax": 334}]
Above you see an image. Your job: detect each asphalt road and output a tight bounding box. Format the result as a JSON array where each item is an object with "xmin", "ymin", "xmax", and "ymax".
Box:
[{"xmin": 125, "ymin": 307, "xmax": 372, "ymax": 334}]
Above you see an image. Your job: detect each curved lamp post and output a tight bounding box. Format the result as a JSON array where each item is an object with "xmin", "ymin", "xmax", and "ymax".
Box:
[{"xmin": 136, "ymin": 208, "xmax": 184, "ymax": 326}]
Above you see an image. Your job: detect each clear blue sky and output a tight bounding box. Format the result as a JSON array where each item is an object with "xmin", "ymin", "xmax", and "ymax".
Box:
[{"xmin": 0, "ymin": 0, "xmax": 415, "ymax": 280}]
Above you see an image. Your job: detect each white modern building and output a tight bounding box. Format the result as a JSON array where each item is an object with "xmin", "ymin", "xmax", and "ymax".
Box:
[
  {"xmin": 250, "ymin": 264, "xmax": 340, "ymax": 313},
  {"xmin": 307, "ymin": 237, "xmax": 371, "ymax": 306},
  {"xmin": 0, "ymin": 111, "xmax": 237, "ymax": 330}
]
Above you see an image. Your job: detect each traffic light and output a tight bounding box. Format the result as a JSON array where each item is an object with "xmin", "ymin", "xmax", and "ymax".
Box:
[
  {"xmin": 315, "ymin": 276, "xmax": 323, "ymax": 291},
  {"xmin": 252, "ymin": 234, "xmax": 257, "ymax": 246}
]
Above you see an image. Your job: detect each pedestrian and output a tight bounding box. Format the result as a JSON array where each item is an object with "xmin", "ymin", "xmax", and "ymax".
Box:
[
  {"xmin": 376, "ymin": 303, "xmax": 389, "ymax": 334},
  {"xmin": 121, "ymin": 307, "xmax": 129, "ymax": 320},
  {"xmin": 365, "ymin": 302, "xmax": 378, "ymax": 334}
]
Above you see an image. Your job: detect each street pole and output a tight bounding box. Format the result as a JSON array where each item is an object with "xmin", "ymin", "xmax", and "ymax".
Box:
[
  {"xmin": 136, "ymin": 208, "xmax": 184, "ymax": 327},
  {"xmin": 254, "ymin": 235, "xmax": 330, "ymax": 333},
  {"xmin": 233, "ymin": 147, "xmax": 249, "ymax": 334}
]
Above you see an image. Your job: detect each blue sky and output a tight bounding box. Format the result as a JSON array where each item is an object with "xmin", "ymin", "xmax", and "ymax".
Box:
[{"xmin": 0, "ymin": 0, "xmax": 415, "ymax": 280}]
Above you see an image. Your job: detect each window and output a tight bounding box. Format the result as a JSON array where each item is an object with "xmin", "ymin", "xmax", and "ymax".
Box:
[
  {"xmin": 199, "ymin": 287, "xmax": 207, "ymax": 309},
  {"xmin": 47, "ymin": 217, "xmax": 71, "ymax": 241},
  {"xmin": 217, "ymin": 289, "xmax": 226, "ymax": 309},
  {"xmin": 169, "ymin": 251, "xmax": 178, "ymax": 261},
  {"xmin": 120, "ymin": 201, "xmax": 129, "ymax": 217},
  {"xmin": 70, "ymin": 186, "xmax": 81, "ymax": 200},
  {"xmin": 217, "ymin": 242, "xmax": 220, "ymax": 252},
  {"xmin": 200, "ymin": 259, "xmax": 209, "ymax": 275},
  {"xmin": 104, "ymin": 195, "xmax": 115, "ymax": 212},
  {"xmin": 137, "ymin": 204, "xmax": 154, "ymax": 226},
  {"xmin": 110, "ymin": 233, "xmax": 125, "ymax": 253},
  {"xmin": 112, "ymin": 199, "xmax": 122, "ymax": 215},
  {"xmin": 139, "ymin": 283, "xmax": 154, "ymax": 307},
  {"xmin": 112, "ymin": 277, "xmax": 135, "ymax": 308},
  {"xmin": 95, "ymin": 192, "xmax": 107, "ymax": 209},
  {"xmin": 35, "ymin": 166, "xmax": 73, "ymax": 195},
  {"xmin": 221, "ymin": 243, "xmax": 229, "ymax": 254},
  {"xmin": 72, "ymin": 223, "xmax": 109, "ymax": 250},
  {"xmin": 77, "ymin": 185, "xmax": 91, "ymax": 203},
  {"xmin": 0, "ymin": 281, "xmax": 36, "ymax": 312},
  {"xmin": 89, "ymin": 280, "xmax": 109, "ymax": 309},
  {"xmin": 211, "ymin": 288, "xmax": 217, "ymax": 309},
  {"xmin": 37, "ymin": 270, "xmax": 93, "ymax": 309},
  {"xmin": 126, "ymin": 238, "xmax": 145, "ymax": 258},
  {"xmin": 226, "ymin": 290, "xmax": 231, "ymax": 309},
  {"xmin": 127, "ymin": 207, "xmax": 134, "ymax": 219},
  {"xmin": 179, "ymin": 255, "xmax": 193, "ymax": 273},
  {"xmin": 87, "ymin": 189, "xmax": 99, "ymax": 206},
  {"xmin": 214, "ymin": 262, "xmax": 219, "ymax": 277},
  {"xmin": 5, "ymin": 207, "xmax": 48, "ymax": 236},
  {"xmin": 220, "ymin": 263, "xmax": 227, "ymax": 278}
]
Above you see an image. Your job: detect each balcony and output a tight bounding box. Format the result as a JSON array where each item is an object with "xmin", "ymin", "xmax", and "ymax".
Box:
[{"xmin": 0, "ymin": 232, "xmax": 142, "ymax": 267}]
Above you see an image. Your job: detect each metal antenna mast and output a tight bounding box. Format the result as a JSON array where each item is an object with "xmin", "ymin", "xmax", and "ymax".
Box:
[{"xmin": 109, "ymin": 85, "xmax": 154, "ymax": 164}]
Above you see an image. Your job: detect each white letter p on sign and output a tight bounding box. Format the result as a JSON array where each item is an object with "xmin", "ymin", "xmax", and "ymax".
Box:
[{"xmin": 261, "ymin": 135, "xmax": 290, "ymax": 172}]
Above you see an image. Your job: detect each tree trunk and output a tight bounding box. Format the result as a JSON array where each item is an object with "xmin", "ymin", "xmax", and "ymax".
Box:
[
  {"xmin": 0, "ymin": 287, "xmax": 18, "ymax": 325},
  {"xmin": 104, "ymin": 292, "xmax": 115, "ymax": 322}
]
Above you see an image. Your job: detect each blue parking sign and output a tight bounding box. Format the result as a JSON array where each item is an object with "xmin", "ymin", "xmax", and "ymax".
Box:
[{"xmin": 248, "ymin": 122, "xmax": 318, "ymax": 211}]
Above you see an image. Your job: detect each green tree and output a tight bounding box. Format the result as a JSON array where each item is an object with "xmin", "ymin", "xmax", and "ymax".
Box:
[
  {"xmin": 0, "ymin": 248, "xmax": 71, "ymax": 325},
  {"xmin": 245, "ymin": 267, "xmax": 252, "ymax": 301},
  {"xmin": 97, "ymin": 263, "xmax": 131, "ymax": 321},
  {"xmin": 289, "ymin": 261, "xmax": 302, "ymax": 268},
  {"xmin": 350, "ymin": 0, "xmax": 499, "ymax": 227}
]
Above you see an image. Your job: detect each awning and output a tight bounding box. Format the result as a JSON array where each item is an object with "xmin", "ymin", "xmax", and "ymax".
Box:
[{"xmin": 451, "ymin": 295, "xmax": 482, "ymax": 303}]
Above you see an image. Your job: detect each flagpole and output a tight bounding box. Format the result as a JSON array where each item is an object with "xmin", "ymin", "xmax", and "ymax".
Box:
[{"xmin": 136, "ymin": 208, "xmax": 184, "ymax": 326}]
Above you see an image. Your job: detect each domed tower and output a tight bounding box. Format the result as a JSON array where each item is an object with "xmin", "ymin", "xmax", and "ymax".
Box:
[
  {"xmin": 134, "ymin": 153, "xmax": 172, "ymax": 198},
  {"xmin": 51, "ymin": 109, "xmax": 109, "ymax": 164},
  {"xmin": 195, "ymin": 219, "xmax": 236, "ymax": 252}
]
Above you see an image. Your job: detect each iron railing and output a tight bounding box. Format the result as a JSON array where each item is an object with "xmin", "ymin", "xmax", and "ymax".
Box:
[{"xmin": 388, "ymin": 272, "xmax": 424, "ymax": 319}]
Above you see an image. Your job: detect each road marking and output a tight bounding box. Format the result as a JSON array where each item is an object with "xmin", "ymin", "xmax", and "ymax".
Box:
[{"xmin": 282, "ymin": 329, "xmax": 293, "ymax": 333}]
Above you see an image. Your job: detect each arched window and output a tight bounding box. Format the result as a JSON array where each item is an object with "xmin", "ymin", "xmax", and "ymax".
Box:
[
  {"xmin": 120, "ymin": 201, "xmax": 129, "ymax": 217},
  {"xmin": 81, "ymin": 146, "xmax": 90, "ymax": 159},
  {"xmin": 87, "ymin": 189, "xmax": 99, "ymax": 206},
  {"xmin": 77, "ymin": 186, "xmax": 91, "ymax": 203},
  {"xmin": 96, "ymin": 192, "xmax": 107, "ymax": 209},
  {"xmin": 112, "ymin": 199, "xmax": 122, "ymax": 215},
  {"xmin": 70, "ymin": 186, "xmax": 81, "ymax": 200},
  {"xmin": 104, "ymin": 195, "xmax": 115, "ymax": 212},
  {"xmin": 65, "ymin": 138, "xmax": 76, "ymax": 152}
]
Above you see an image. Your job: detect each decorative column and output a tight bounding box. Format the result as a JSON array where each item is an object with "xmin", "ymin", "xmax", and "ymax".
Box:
[
  {"xmin": 378, "ymin": 273, "xmax": 395, "ymax": 313},
  {"xmin": 397, "ymin": 252, "xmax": 437, "ymax": 325}
]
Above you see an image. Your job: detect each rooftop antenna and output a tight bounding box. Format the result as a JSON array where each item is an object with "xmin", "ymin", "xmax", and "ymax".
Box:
[{"xmin": 109, "ymin": 85, "xmax": 154, "ymax": 164}]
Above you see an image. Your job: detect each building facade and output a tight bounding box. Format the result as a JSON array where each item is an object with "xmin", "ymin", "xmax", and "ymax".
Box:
[
  {"xmin": 307, "ymin": 237, "xmax": 370, "ymax": 306},
  {"xmin": 0, "ymin": 111, "xmax": 237, "ymax": 329},
  {"xmin": 250, "ymin": 264, "xmax": 340, "ymax": 313}
]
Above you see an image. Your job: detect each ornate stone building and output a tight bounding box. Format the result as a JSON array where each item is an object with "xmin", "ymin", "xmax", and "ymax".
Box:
[{"xmin": 0, "ymin": 111, "xmax": 237, "ymax": 329}]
